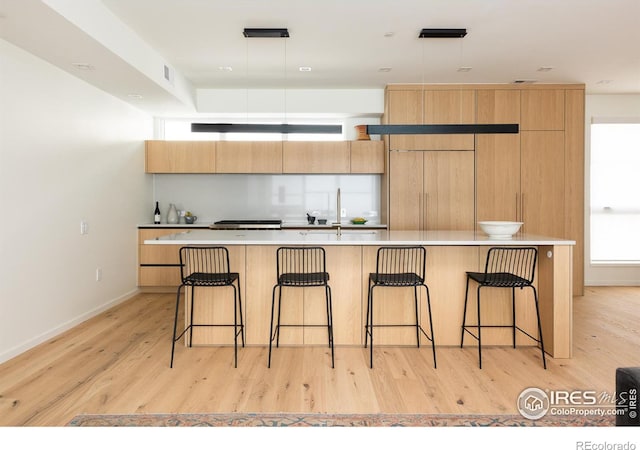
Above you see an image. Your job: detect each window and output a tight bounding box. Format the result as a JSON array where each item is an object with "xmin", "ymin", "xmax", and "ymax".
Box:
[
  {"xmin": 590, "ymin": 121, "xmax": 640, "ymax": 264},
  {"xmin": 162, "ymin": 119, "xmax": 344, "ymax": 141}
]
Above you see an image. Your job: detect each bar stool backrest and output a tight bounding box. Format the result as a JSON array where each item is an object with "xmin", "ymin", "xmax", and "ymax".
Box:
[
  {"xmin": 482, "ymin": 247, "xmax": 537, "ymax": 287},
  {"xmin": 374, "ymin": 246, "xmax": 426, "ymax": 285},
  {"xmin": 276, "ymin": 247, "xmax": 328, "ymax": 286},
  {"xmin": 179, "ymin": 246, "xmax": 233, "ymax": 286}
]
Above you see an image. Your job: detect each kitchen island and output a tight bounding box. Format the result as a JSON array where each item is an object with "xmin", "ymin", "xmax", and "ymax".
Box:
[{"xmin": 146, "ymin": 229, "xmax": 574, "ymax": 358}]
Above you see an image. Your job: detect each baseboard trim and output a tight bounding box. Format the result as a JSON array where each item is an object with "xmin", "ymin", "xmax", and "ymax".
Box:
[{"xmin": 0, "ymin": 288, "xmax": 140, "ymax": 364}]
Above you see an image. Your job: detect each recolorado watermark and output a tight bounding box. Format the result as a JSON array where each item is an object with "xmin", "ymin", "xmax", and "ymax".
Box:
[
  {"xmin": 576, "ymin": 443, "xmax": 636, "ymax": 450},
  {"xmin": 517, "ymin": 386, "xmax": 637, "ymax": 420}
]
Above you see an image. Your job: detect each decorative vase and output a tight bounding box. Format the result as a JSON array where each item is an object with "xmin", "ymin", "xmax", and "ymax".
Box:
[
  {"xmin": 354, "ymin": 124, "xmax": 370, "ymax": 140},
  {"xmin": 167, "ymin": 203, "xmax": 179, "ymax": 224}
]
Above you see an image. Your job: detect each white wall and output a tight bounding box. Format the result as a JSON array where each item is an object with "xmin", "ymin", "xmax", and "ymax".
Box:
[
  {"xmin": 0, "ymin": 39, "xmax": 153, "ymax": 363},
  {"xmin": 584, "ymin": 94, "xmax": 640, "ymax": 286}
]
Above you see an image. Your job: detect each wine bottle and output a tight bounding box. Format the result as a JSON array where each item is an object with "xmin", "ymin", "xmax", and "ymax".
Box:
[{"xmin": 154, "ymin": 201, "xmax": 161, "ymax": 224}]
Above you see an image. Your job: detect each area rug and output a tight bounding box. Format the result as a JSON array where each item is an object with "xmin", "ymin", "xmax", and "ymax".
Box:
[{"xmin": 67, "ymin": 412, "xmax": 615, "ymax": 427}]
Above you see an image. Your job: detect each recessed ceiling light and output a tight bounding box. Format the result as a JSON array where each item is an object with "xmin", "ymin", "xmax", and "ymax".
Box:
[
  {"xmin": 512, "ymin": 79, "xmax": 537, "ymax": 84},
  {"xmin": 378, "ymin": 67, "xmax": 392, "ymax": 72},
  {"xmin": 71, "ymin": 62, "xmax": 94, "ymax": 70},
  {"xmin": 537, "ymin": 66, "xmax": 554, "ymax": 72},
  {"xmin": 384, "ymin": 32, "xmax": 395, "ymax": 38},
  {"xmin": 127, "ymin": 93, "xmax": 143, "ymax": 100},
  {"xmin": 596, "ymin": 80, "xmax": 612, "ymax": 85},
  {"xmin": 218, "ymin": 66, "xmax": 233, "ymax": 72},
  {"xmin": 457, "ymin": 67, "xmax": 472, "ymax": 72},
  {"xmin": 299, "ymin": 66, "xmax": 312, "ymax": 72}
]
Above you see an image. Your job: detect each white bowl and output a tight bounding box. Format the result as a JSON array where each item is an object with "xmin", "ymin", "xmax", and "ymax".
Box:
[{"xmin": 478, "ymin": 221, "xmax": 523, "ymax": 239}]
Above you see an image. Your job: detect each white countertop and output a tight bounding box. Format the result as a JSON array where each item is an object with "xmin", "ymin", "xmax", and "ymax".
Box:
[{"xmin": 144, "ymin": 229, "xmax": 575, "ymax": 246}]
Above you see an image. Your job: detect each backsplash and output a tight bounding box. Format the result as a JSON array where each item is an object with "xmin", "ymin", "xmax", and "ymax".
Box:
[{"xmin": 151, "ymin": 174, "xmax": 381, "ymax": 224}]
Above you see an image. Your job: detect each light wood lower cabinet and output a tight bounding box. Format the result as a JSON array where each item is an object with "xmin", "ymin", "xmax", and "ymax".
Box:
[{"xmin": 138, "ymin": 228, "xmax": 184, "ymax": 287}]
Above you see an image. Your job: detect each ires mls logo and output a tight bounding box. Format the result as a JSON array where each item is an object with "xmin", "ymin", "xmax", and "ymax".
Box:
[
  {"xmin": 517, "ymin": 387, "xmax": 632, "ymax": 420},
  {"xmin": 517, "ymin": 387, "xmax": 550, "ymax": 420}
]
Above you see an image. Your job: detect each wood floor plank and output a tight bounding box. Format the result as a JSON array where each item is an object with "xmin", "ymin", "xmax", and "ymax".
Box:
[{"xmin": 0, "ymin": 286, "xmax": 638, "ymax": 425}]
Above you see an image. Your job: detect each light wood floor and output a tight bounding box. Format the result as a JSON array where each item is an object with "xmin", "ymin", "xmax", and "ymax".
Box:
[{"xmin": 1, "ymin": 286, "xmax": 639, "ymax": 426}]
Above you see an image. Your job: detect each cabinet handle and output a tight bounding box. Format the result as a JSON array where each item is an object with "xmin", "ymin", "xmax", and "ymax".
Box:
[
  {"xmin": 521, "ymin": 193, "xmax": 525, "ymax": 231},
  {"xmin": 424, "ymin": 192, "xmax": 429, "ymax": 231}
]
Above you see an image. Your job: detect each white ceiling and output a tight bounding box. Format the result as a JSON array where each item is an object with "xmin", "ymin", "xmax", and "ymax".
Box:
[{"xmin": 2, "ymin": 0, "xmax": 639, "ymax": 115}]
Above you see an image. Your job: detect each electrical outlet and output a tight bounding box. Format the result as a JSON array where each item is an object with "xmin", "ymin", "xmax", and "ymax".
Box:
[
  {"xmin": 80, "ymin": 220, "xmax": 89, "ymax": 235},
  {"xmin": 96, "ymin": 268, "xmax": 102, "ymax": 281},
  {"xmin": 341, "ymin": 208, "xmax": 346, "ymax": 218}
]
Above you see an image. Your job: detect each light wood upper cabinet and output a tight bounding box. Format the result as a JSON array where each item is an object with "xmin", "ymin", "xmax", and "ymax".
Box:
[
  {"xmin": 389, "ymin": 150, "xmax": 475, "ymax": 231},
  {"xmin": 386, "ymin": 88, "xmax": 476, "ymax": 150},
  {"xmin": 476, "ymin": 89, "xmax": 521, "ymax": 124},
  {"xmin": 216, "ymin": 141, "xmax": 282, "ymax": 173},
  {"xmin": 350, "ymin": 141, "xmax": 384, "ymax": 173},
  {"xmin": 145, "ymin": 140, "xmax": 216, "ymax": 173},
  {"xmin": 282, "ymin": 141, "xmax": 350, "ymax": 173},
  {"xmin": 521, "ymin": 89, "xmax": 565, "ymax": 130}
]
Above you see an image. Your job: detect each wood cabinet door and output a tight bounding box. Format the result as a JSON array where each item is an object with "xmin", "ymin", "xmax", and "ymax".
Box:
[
  {"xmin": 520, "ymin": 131, "xmax": 565, "ymax": 237},
  {"xmin": 387, "ymin": 90, "xmax": 426, "ymax": 151},
  {"xmin": 350, "ymin": 140, "xmax": 384, "ymax": 173},
  {"xmin": 476, "ymin": 134, "xmax": 521, "ymax": 223},
  {"xmin": 387, "ymin": 89, "xmax": 475, "ymax": 150},
  {"xmin": 216, "ymin": 141, "xmax": 282, "ymax": 173},
  {"xmin": 421, "ymin": 90, "xmax": 476, "ymax": 151},
  {"xmin": 476, "ymin": 89, "xmax": 521, "ymax": 223},
  {"xmin": 145, "ymin": 140, "xmax": 216, "ymax": 173},
  {"xmin": 521, "ymin": 89, "xmax": 565, "ymax": 131},
  {"xmin": 388, "ymin": 151, "xmax": 423, "ymax": 230},
  {"xmin": 282, "ymin": 141, "xmax": 350, "ymax": 173},
  {"xmin": 423, "ymin": 151, "xmax": 475, "ymax": 230},
  {"xmin": 476, "ymin": 89, "xmax": 521, "ymax": 124}
]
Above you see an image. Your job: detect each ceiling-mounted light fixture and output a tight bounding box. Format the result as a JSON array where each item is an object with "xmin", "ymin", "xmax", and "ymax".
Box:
[
  {"xmin": 193, "ymin": 27, "xmax": 341, "ymax": 136},
  {"xmin": 243, "ymin": 28, "xmax": 289, "ymax": 38},
  {"xmin": 419, "ymin": 28, "xmax": 467, "ymax": 38},
  {"xmin": 366, "ymin": 27, "xmax": 518, "ymax": 137}
]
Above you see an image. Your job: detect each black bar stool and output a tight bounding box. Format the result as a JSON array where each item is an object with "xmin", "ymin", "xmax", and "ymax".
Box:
[
  {"xmin": 170, "ymin": 246, "xmax": 245, "ymax": 368},
  {"xmin": 364, "ymin": 246, "xmax": 436, "ymax": 369},
  {"xmin": 268, "ymin": 247, "xmax": 334, "ymax": 368},
  {"xmin": 461, "ymin": 246, "xmax": 546, "ymax": 369}
]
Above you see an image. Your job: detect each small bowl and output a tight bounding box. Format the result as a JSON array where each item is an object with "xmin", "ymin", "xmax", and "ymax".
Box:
[
  {"xmin": 351, "ymin": 218, "xmax": 368, "ymax": 225},
  {"xmin": 317, "ymin": 219, "xmax": 327, "ymax": 225},
  {"xmin": 184, "ymin": 216, "xmax": 197, "ymax": 224},
  {"xmin": 478, "ymin": 221, "xmax": 523, "ymax": 239}
]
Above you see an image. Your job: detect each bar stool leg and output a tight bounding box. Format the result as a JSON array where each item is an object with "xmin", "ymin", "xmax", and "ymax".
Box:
[
  {"xmin": 268, "ymin": 285, "xmax": 279, "ymax": 368},
  {"xmin": 188, "ymin": 287, "xmax": 195, "ymax": 348},
  {"xmin": 476, "ymin": 285, "xmax": 483, "ymax": 369},
  {"xmin": 532, "ymin": 286, "xmax": 547, "ymax": 369},
  {"xmin": 512, "ymin": 287, "xmax": 517, "ymax": 348},
  {"xmin": 424, "ymin": 285, "xmax": 437, "ymax": 369},
  {"xmin": 414, "ymin": 286, "xmax": 420, "ymax": 348},
  {"xmin": 368, "ymin": 285, "xmax": 375, "ymax": 368},
  {"xmin": 170, "ymin": 284, "xmax": 184, "ymax": 368},
  {"xmin": 460, "ymin": 276, "xmax": 471, "ymax": 347},
  {"xmin": 237, "ymin": 279, "xmax": 245, "ymax": 346},
  {"xmin": 326, "ymin": 285, "xmax": 335, "ymax": 368}
]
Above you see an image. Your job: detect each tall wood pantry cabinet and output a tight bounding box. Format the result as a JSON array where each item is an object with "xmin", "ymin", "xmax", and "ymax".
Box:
[{"xmin": 384, "ymin": 84, "xmax": 585, "ymax": 295}]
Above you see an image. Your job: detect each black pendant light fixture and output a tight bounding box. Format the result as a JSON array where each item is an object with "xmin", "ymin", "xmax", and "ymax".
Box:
[
  {"xmin": 366, "ymin": 28, "xmax": 519, "ymax": 136},
  {"xmin": 192, "ymin": 28, "xmax": 342, "ymax": 136}
]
